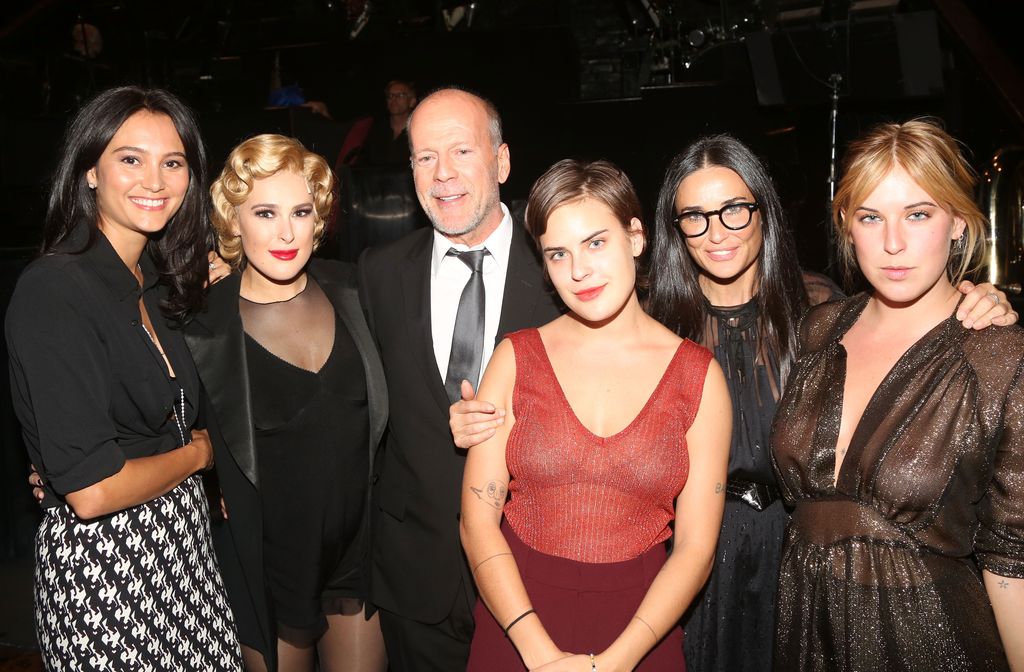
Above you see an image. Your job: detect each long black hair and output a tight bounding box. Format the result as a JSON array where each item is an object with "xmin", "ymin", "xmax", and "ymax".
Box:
[
  {"xmin": 647, "ymin": 134, "xmax": 808, "ymax": 384},
  {"xmin": 43, "ymin": 85, "xmax": 211, "ymax": 323}
]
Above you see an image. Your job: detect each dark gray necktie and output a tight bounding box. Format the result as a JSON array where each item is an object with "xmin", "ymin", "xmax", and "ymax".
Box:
[{"xmin": 445, "ymin": 248, "xmax": 488, "ymax": 404}]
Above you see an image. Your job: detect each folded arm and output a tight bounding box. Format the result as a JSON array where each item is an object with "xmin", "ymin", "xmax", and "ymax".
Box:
[{"xmin": 9, "ymin": 270, "xmax": 212, "ymax": 520}]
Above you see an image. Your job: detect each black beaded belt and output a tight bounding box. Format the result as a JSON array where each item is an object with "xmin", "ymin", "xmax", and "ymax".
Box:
[{"xmin": 725, "ymin": 479, "xmax": 781, "ymax": 511}]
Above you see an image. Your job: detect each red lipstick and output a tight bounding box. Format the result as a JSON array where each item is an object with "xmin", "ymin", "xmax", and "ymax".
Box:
[{"xmin": 270, "ymin": 249, "xmax": 299, "ymax": 261}]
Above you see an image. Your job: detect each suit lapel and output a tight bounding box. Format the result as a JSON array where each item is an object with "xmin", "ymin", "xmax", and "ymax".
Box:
[
  {"xmin": 496, "ymin": 223, "xmax": 550, "ymax": 342},
  {"xmin": 402, "ymin": 235, "xmax": 452, "ymax": 416},
  {"xmin": 183, "ymin": 275, "xmax": 259, "ymax": 487}
]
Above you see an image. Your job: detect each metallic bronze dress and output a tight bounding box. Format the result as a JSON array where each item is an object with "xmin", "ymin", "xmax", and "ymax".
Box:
[{"xmin": 771, "ymin": 294, "xmax": 1024, "ymax": 671}]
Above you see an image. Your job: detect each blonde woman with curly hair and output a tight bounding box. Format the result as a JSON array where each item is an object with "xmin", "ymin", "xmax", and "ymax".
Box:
[
  {"xmin": 771, "ymin": 120, "xmax": 1024, "ymax": 671},
  {"xmin": 184, "ymin": 134, "xmax": 388, "ymax": 672}
]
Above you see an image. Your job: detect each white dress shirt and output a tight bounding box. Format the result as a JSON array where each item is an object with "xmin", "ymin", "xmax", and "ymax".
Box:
[{"xmin": 430, "ymin": 203, "xmax": 513, "ymax": 389}]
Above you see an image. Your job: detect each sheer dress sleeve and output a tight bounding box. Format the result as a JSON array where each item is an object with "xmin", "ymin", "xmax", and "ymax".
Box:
[
  {"xmin": 975, "ymin": 347, "xmax": 1024, "ymax": 579},
  {"xmin": 801, "ymin": 270, "xmax": 845, "ymax": 307},
  {"xmin": 793, "ymin": 294, "xmax": 851, "ymax": 357},
  {"xmin": 5, "ymin": 262, "xmax": 126, "ymax": 495}
]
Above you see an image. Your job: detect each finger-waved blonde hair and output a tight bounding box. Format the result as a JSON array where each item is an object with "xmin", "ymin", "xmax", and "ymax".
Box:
[
  {"xmin": 832, "ymin": 119, "xmax": 986, "ymax": 286},
  {"xmin": 210, "ymin": 134, "xmax": 334, "ymax": 268}
]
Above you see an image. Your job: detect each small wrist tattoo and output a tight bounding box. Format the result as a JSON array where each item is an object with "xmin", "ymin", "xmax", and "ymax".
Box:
[{"xmin": 715, "ymin": 482, "xmax": 724, "ymax": 495}]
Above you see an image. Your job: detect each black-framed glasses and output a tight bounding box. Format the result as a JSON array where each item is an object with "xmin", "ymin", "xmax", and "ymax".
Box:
[{"xmin": 673, "ymin": 202, "xmax": 759, "ymax": 238}]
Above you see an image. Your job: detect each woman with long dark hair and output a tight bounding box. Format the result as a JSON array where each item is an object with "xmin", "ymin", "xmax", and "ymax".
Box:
[
  {"xmin": 7, "ymin": 86, "xmax": 242, "ymax": 669},
  {"xmin": 645, "ymin": 135, "xmax": 816, "ymax": 672}
]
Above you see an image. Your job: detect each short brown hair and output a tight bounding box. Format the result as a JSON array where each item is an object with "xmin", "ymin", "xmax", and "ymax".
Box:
[
  {"xmin": 832, "ymin": 119, "xmax": 986, "ymax": 285},
  {"xmin": 524, "ymin": 158, "xmax": 647, "ymax": 287},
  {"xmin": 210, "ymin": 134, "xmax": 334, "ymax": 269}
]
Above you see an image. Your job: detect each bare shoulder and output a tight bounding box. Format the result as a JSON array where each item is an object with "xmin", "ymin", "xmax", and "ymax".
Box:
[
  {"xmin": 699, "ymin": 356, "xmax": 727, "ymax": 400},
  {"xmin": 477, "ymin": 338, "xmax": 517, "ymax": 408},
  {"xmin": 481, "ymin": 338, "xmax": 517, "ymax": 384},
  {"xmin": 489, "ymin": 337, "xmax": 516, "ymax": 366}
]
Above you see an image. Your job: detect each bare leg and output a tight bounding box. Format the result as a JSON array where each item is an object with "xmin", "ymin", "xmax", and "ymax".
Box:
[{"xmin": 318, "ymin": 600, "xmax": 387, "ymax": 672}]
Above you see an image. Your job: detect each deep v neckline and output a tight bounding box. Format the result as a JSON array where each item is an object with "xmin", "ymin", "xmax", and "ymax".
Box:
[
  {"xmin": 244, "ymin": 316, "xmax": 339, "ymax": 376},
  {"xmin": 531, "ymin": 329, "xmax": 685, "ymax": 441},
  {"xmin": 827, "ymin": 295, "xmax": 963, "ymax": 490}
]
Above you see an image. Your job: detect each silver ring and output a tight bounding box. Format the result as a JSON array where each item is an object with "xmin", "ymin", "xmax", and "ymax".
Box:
[{"xmin": 986, "ymin": 291, "xmax": 1000, "ymax": 304}]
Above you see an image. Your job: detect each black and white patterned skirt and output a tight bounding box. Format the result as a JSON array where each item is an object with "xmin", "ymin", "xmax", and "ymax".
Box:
[{"xmin": 34, "ymin": 474, "xmax": 243, "ymax": 671}]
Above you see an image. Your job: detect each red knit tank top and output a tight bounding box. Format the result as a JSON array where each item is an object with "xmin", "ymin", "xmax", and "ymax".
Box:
[{"xmin": 502, "ymin": 328, "xmax": 713, "ymax": 563}]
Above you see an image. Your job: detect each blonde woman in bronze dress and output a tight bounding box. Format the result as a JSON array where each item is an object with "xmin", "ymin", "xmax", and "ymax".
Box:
[{"xmin": 771, "ymin": 120, "xmax": 1024, "ymax": 671}]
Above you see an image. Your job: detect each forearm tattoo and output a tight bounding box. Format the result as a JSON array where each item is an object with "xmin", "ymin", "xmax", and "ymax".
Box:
[
  {"xmin": 470, "ymin": 480, "xmax": 507, "ymax": 510},
  {"xmin": 715, "ymin": 482, "xmax": 724, "ymax": 495}
]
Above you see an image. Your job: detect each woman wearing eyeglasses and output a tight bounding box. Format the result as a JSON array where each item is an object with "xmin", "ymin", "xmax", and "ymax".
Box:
[{"xmin": 644, "ymin": 134, "xmax": 1017, "ymax": 672}]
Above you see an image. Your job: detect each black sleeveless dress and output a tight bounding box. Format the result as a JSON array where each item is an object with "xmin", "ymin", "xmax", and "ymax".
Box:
[{"xmin": 243, "ymin": 292, "xmax": 369, "ymax": 644}]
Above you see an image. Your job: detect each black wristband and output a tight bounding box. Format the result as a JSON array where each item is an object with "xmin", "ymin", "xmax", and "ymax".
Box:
[{"xmin": 503, "ymin": 608, "xmax": 535, "ymax": 637}]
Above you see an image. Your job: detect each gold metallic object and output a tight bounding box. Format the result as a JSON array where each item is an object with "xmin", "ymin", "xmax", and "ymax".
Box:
[{"xmin": 980, "ymin": 147, "xmax": 1024, "ymax": 295}]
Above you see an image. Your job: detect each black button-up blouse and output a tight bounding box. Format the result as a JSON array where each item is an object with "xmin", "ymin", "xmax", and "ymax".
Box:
[{"xmin": 6, "ymin": 229, "xmax": 199, "ymax": 507}]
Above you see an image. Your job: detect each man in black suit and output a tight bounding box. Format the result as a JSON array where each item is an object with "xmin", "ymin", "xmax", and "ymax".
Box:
[{"xmin": 358, "ymin": 88, "xmax": 561, "ymax": 670}]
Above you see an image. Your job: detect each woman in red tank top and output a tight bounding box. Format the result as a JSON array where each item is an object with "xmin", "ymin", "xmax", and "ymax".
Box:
[{"xmin": 459, "ymin": 159, "xmax": 732, "ymax": 671}]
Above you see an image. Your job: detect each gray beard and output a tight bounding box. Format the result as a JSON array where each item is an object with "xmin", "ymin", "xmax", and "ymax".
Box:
[
  {"xmin": 424, "ymin": 194, "xmax": 499, "ymax": 239},
  {"xmin": 430, "ymin": 215, "xmax": 483, "ymax": 238}
]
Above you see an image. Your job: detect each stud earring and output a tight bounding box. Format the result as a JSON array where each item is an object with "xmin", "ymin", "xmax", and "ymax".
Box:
[{"xmin": 88, "ymin": 183, "xmax": 96, "ymax": 189}]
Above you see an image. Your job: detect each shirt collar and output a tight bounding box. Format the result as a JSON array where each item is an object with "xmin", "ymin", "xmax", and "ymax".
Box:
[
  {"xmin": 431, "ymin": 203, "xmax": 514, "ymax": 277},
  {"xmin": 74, "ymin": 228, "xmax": 158, "ymax": 301}
]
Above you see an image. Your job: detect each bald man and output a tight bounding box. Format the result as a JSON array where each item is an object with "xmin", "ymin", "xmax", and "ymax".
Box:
[{"xmin": 358, "ymin": 88, "xmax": 560, "ymax": 670}]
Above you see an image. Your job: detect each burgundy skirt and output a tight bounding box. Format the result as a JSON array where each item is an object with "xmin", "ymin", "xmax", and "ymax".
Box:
[{"xmin": 467, "ymin": 523, "xmax": 685, "ymax": 671}]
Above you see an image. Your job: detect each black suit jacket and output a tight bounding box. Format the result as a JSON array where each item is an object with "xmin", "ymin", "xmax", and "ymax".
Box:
[
  {"xmin": 358, "ymin": 221, "xmax": 561, "ymax": 623},
  {"xmin": 183, "ymin": 260, "xmax": 388, "ymax": 666}
]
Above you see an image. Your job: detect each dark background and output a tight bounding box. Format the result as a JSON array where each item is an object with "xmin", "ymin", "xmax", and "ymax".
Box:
[{"xmin": 0, "ymin": 0, "xmax": 1022, "ymax": 559}]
